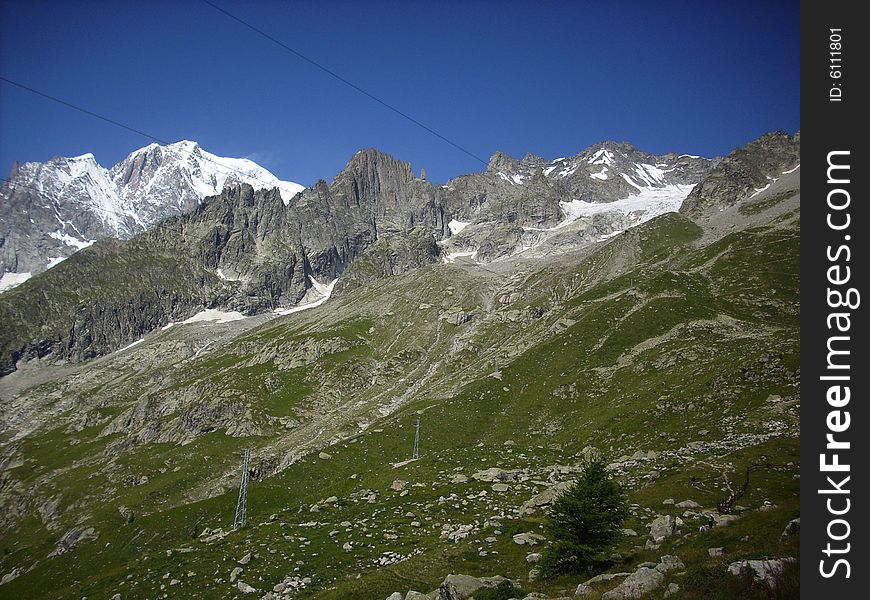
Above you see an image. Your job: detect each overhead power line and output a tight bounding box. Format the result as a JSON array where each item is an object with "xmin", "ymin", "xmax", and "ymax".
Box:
[
  {"xmin": 0, "ymin": 76, "xmax": 290, "ymax": 192},
  {"xmin": 199, "ymin": 0, "xmax": 488, "ymax": 166}
]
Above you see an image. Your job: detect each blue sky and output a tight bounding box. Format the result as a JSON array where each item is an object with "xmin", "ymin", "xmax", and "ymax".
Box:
[{"xmin": 0, "ymin": 0, "xmax": 799, "ymax": 186}]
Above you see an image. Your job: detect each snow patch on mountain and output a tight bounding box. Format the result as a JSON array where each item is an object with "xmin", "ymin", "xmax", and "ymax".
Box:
[
  {"xmin": 448, "ymin": 220, "xmax": 470, "ymax": 236},
  {"xmin": 274, "ymin": 276, "xmax": 337, "ymax": 315},
  {"xmin": 560, "ymin": 183, "xmax": 695, "ymax": 227},
  {"xmin": 0, "ymin": 272, "xmax": 32, "ymax": 293},
  {"xmin": 48, "ymin": 231, "xmax": 95, "ymax": 250}
]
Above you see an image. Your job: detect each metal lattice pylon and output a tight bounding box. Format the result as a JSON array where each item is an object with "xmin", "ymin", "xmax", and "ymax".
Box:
[
  {"xmin": 412, "ymin": 419, "xmax": 421, "ymax": 460},
  {"xmin": 233, "ymin": 448, "xmax": 250, "ymax": 530}
]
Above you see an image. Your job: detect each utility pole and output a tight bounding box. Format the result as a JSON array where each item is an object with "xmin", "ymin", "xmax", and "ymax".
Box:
[
  {"xmin": 233, "ymin": 448, "xmax": 250, "ymax": 530},
  {"xmin": 412, "ymin": 419, "xmax": 421, "ymax": 460}
]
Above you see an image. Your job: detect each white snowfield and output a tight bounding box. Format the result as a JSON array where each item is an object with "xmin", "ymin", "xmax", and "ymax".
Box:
[
  {"xmin": 0, "ymin": 272, "xmax": 33, "ymax": 293},
  {"xmin": 48, "ymin": 230, "xmax": 95, "ymax": 251},
  {"xmin": 274, "ymin": 277, "xmax": 337, "ymax": 315},
  {"xmin": 559, "ymin": 183, "xmax": 696, "ymax": 228},
  {"xmin": 162, "ymin": 309, "xmax": 248, "ymax": 331},
  {"xmin": 448, "ymin": 220, "xmax": 470, "ymax": 236}
]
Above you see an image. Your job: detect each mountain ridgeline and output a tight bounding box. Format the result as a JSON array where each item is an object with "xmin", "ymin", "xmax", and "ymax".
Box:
[{"xmin": 0, "ymin": 133, "xmax": 800, "ymax": 376}]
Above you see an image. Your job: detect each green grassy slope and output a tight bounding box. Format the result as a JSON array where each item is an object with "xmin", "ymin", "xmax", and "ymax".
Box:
[{"xmin": 0, "ymin": 205, "xmax": 799, "ymax": 599}]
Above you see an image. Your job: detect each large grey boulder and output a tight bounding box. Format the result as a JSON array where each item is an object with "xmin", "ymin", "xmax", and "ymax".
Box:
[
  {"xmin": 727, "ymin": 558, "xmax": 796, "ymax": 587},
  {"xmin": 601, "ymin": 567, "xmax": 664, "ymax": 600},
  {"xmin": 648, "ymin": 515, "xmax": 677, "ymax": 544},
  {"xmin": 437, "ymin": 574, "xmax": 506, "ymax": 600}
]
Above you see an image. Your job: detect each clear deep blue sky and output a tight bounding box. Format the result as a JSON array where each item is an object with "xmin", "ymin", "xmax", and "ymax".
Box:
[{"xmin": 0, "ymin": 0, "xmax": 799, "ymax": 186}]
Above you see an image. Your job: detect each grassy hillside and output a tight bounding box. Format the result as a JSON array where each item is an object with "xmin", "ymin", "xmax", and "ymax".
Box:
[{"xmin": 0, "ymin": 200, "xmax": 800, "ymax": 599}]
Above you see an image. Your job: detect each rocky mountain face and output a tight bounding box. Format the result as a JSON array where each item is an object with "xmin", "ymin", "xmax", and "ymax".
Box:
[
  {"xmin": 0, "ymin": 149, "xmax": 448, "ymax": 374},
  {"xmin": 680, "ymin": 131, "xmax": 799, "ymax": 217},
  {"xmin": 438, "ymin": 141, "xmax": 712, "ymax": 261},
  {"xmin": 0, "ymin": 141, "xmax": 304, "ymax": 287},
  {"xmin": 0, "ymin": 140, "xmax": 720, "ymax": 375},
  {"xmin": 0, "ymin": 131, "xmax": 801, "ymax": 600}
]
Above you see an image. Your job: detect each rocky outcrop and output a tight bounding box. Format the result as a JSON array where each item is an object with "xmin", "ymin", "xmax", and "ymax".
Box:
[{"xmin": 680, "ymin": 131, "xmax": 799, "ymax": 217}]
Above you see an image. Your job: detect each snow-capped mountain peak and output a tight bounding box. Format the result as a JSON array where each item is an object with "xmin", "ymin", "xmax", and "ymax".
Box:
[{"xmin": 1, "ymin": 141, "xmax": 305, "ymax": 287}]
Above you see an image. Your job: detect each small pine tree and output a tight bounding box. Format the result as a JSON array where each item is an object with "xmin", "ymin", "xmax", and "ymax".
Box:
[{"xmin": 540, "ymin": 460, "xmax": 629, "ymax": 577}]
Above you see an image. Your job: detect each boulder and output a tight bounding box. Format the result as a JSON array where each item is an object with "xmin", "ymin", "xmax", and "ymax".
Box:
[
  {"xmin": 648, "ymin": 515, "xmax": 677, "ymax": 544},
  {"xmin": 405, "ymin": 592, "xmax": 432, "ymax": 600},
  {"xmin": 237, "ymin": 580, "xmax": 257, "ymax": 594},
  {"xmin": 655, "ymin": 555, "xmax": 685, "ymax": 573},
  {"xmin": 601, "ymin": 567, "xmax": 664, "ymax": 600},
  {"xmin": 781, "ymin": 517, "xmax": 800, "ymax": 537},
  {"xmin": 512, "ymin": 532, "xmax": 546, "ymax": 545},
  {"xmin": 526, "ymin": 552, "xmax": 542, "ymax": 563},
  {"xmin": 675, "ymin": 500, "xmax": 701, "ymax": 509},
  {"xmin": 519, "ymin": 481, "xmax": 572, "ymax": 514},
  {"xmin": 437, "ymin": 574, "xmax": 506, "ymax": 600},
  {"xmin": 0, "ymin": 569, "xmax": 20, "ymax": 585},
  {"xmin": 472, "ymin": 468, "xmax": 518, "ymax": 482},
  {"xmin": 664, "ymin": 582, "xmax": 680, "ymax": 598},
  {"xmin": 386, "ymin": 593, "xmax": 403, "ymax": 600},
  {"xmin": 574, "ymin": 583, "xmax": 594, "ymax": 596},
  {"xmin": 708, "ymin": 547, "xmax": 723, "ymax": 557}
]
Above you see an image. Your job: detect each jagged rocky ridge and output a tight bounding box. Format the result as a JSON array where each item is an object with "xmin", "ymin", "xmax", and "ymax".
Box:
[
  {"xmin": 0, "ymin": 134, "xmax": 799, "ymax": 376},
  {"xmin": 680, "ymin": 131, "xmax": 799, "ymax": 217}
]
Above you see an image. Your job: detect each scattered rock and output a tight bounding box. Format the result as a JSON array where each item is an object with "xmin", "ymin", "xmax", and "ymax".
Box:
[
  {"xmin": 583, "ymin": 572, "xmax": 631, "ymax": 586},
  {"xmin": 472, "ymin": 468, "xmax": 518, "ymax": 482},
  {"xmin": 237, "ymin": 552, "xmax": 251, "ymax": 565},
  {"xmin": 621, "ymin": 528, "xmax": 638, "ymax": 537},
  {"xmin": 386, "ymin": 593, "xmax": 403, "ymax": 600},
  {"xmin": 601, "ymin": 567, "xmax": 664, "ymax": 600},
  {"xmin": 781, "ymin": 517, "xmax": 800, "ymax": 537},
  {"xmin": 526, "ymin": 552, "xmax": 542, "ymax": 563},
  {"xmin": 405, "ymin": 593, "xmax": 431, "ymax": 600},
  {"xmin": 708, "ymin": 547, "xmax": 724, "ymax": 557},
  {"xmin": 492, "ymin": 483, "xmax": 510, "ymax": 492},
  {"xmin": 117, "ymin": 505, "xmax": 135, "ymax": 523},
  {"xmin": 574, "ymin": 583, "xmax": 594, "ymax": 596},
  {"xmin": 727, "ymin": 558, "xmax": 796, "ymax": 587},
  {"xmin": 391, "ymin": 480, "xmax": 408, "ymax": 491},
  {"xmin": 450, "ymin": 474, "xmax": 469, "ymax": 484},
  {"xmin": 437, "ymin": 574, "xmax": 506, "ymax": 600},
  {"xmin": 48, "ymin": 526, "xmax": 98, "ymax": 557},
  {"xmin": 663, "ymin": 582, "xmax": 680, "ymax": 598},
  {"xmin": 655, "ymin": 555, "xmax": 685, "ymax": 573},
  {"xmin": 318, "ymin": 452, "xmax": 332, "ymax": 460},
  {"xmin": 237, "ymin": 580, "xmax": 257, "ymax": 594},
  {"xmin": 230, "ymin": 567, "xmax": 243, "ymax": 582},
  {"xmin": 675, "ymin": 500, "xmax": 701, "ymax": 509},
  {"xmin": 714, "ymin": 514, "xmax": 740, "ymax": 527},
  {"xmin": 0, "ymin": 569, "xmax": 20, "ymax": 585}
]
